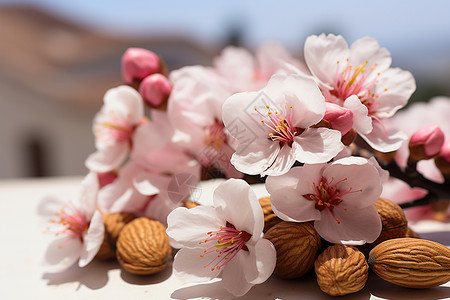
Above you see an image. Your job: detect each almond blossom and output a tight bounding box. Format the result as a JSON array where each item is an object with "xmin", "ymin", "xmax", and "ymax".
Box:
[
  {"xmin": 304, "ymin": 34, "xmax": 416, "ymax": 152},
  {"xmin": 85, "ymin": 85, "xmax": 145, "ymax": 173},
  {"xmin": 222, "ymin": 73, "xmax": 343, "ymax": 176},
  {"xmin": 266, "ymin": 157, "xmax": 382, "ymax": 244},
  {"xmin": 41, "ymin": 173, "xmax": 104, "ymax": 272},
  {"xmin": 167, "ymin": 65, "xmax": 241, "ymax": 178},
  {"xmin": 166, "ymin": 179, "xmax": 276, "ymax": 297}
]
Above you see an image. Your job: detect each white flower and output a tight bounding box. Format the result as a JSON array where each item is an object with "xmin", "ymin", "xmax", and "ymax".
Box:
[
  {"xmin": 266, "ymin": 157, "xmax": 382, "ymax": 245},
  {"xmin": 166, "ymin": 179, "xmax": 276, "ymax": 297},
  {"xmin": 222, "ymin": 74, "xmax": 343, "ymax": 176},
  {"xmin": 41, "ymin": 173, "xmax": 104, "ymax": 272},
  {"xmin": 85, "ymin": 85, "xmax": 144, "ymax": 172},
  {"xmin": 304, "ymin": 34, "xmax": 416, "ymax": 152}
]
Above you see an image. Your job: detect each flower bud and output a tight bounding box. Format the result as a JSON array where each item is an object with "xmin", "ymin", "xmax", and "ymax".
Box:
[
  {"xmin": 434, "ymin": 140, "xmax": 450, "ymax": 175},
  {"xmin": 139, "ymin": 73, "xmax": 172, "ymax": 108},
  {"xmin": 121, "ymin": 48, "xmax": 161, "ymax": 85},
  {"xmin": 409, "ymin": 124, "xmax": 445, "ymax": 161},
  {"xmin": 323, "ymin": 103, "xmax": 354, "ymax": 136}
]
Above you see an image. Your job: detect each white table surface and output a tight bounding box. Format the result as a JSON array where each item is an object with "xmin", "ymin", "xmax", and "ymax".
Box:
[{"xmin": 0, "ymin": 176, "xmax": 449, "ymax": 300}]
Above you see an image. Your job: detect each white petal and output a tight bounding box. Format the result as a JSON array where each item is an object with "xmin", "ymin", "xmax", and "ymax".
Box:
[
  {"xmin": 221, "ymin": 251, "xmax": 255, "ymax": 297},
  {"xmin": 79, "ymin": 211, "xmax": 105, "ymax": 267},
  {"xmin": 261, "ymin": 144, "xmax": 296, "ymax": 176},
  {"xmin": 230, "ymin": 140, "xmax": 280, "ymax": 175},
  {"xmin": 133, "ymin": 172, "xmax": 162, "ymax": 196},
  {"xmin": 375, "ymin": 68, "xmax": 416, "ymax": 117},
  {"xmin": 349, "ymin": 37, "xmax": 392, "ymax": 73},
  {"xmin": 103, "ymin": 85, "xmax": 144, "ymax": 124},
  {"xmin": 166, "ymin": 206, "xmax": 224, "ymax": 249},
  {"xmin": 344, "ymin": 95, "xmax": 372, "ymax": 134},
  {"xmin": 314, "ymin": 205, "xmax": 382, "ymax": 245},
  {"xmin": 323, "ymin": 157, "xmax": 382, "ymax": 208},
  {"xmin": 173, "ymin": 247, "xmax": 221, "ymax": 283},
  {"xmin": 360, "ymin": 120, "xmax": 407, "ymax": 152},
  {"xmin": 293, "ymin": 128, "xmax": 343, "ymax": 164},
  {"xmin": 78, "ymin": 172, "xmax": 99, "ymax": 220},
  {"xmin": 43, "ymin": 236, "xmax": 82, "ymax": 273},
  {"xmin": 304, "ymin": 34, "xmax": 350, "ymax": 86},
  {"xmin": 213, "ymin": 179, "xmax": 264, "ymax": 239},
  {"xmin": 246, "ymin": 239, "xmax": 276, "ymax": 284},
  {"xmin": 267, "ymin": 166, "xmax": 322, "ymax": 222},
  {"xmin": 85, "ymin": 144, "xmax": 129, "ymax": 173}
]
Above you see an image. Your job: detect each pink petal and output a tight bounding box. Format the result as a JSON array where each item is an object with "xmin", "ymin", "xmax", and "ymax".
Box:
[
  {"xmin": 359, "ymin": 120, "xmax": 407, "ymax": 152},
  {"xmin": 43, "ymin": 236, "xmax": 82, "ymax": 273},
  {"xmin": 103, "ymin": 85, "xmax": 144, "ymax": 124},
  {"xmin": 323, "ymin": 157, "xmax": 382, "ymax": 208},
  {"xmin": 173, "ymin": 247, "xmax": 222, "ymax": 283},
  {"xmin": 375, "ymin": 68, "xmax": 416, "ymax": 117},
  {"xmin": 213, "ymin": 179, "xmax": 264, "ymax": 239},
  {"xmin": 348, "ymin": 37, "xmax": 392, "ymax": 75},
  {"xmin": 79, "ymin": 211, "xmax": 105, "ymax": 267},
  {"xmin": 78, "ymin": 172, "xmax": 99, "ymax": 220},
  {"xmin": 246, "ymin": 239, "xmax": 276, "ymax": 284},
  {"xmin": 343, "ymin": 95, "xmax": 372, "ymax": 134},
  {"xmin": 230, "ymin": 140, "xmax": 280, "ymax": 175},
  {"xmin": 314, "ymin": 205, "xmax": 382, "ymax": 245},
  {"xmin": 261, "ymin": 144, "xmax": 296, "ymax": 176},
  {"xmin": 221, "ymin": 251, "xmax": 255, "ymax": 297},
  {"xmin": 166, "ymin": 206, "xmax": 224, "ymax": 249},
  {"xmin": 85, "ymin": 143, "xmax": 129, "ymax": 173},
  {"xmin": 304, "ymin": 34, "xmax": 350, "ymax": 87},
  {"xmin": 293, "ymin": 127, "xmax": 343, "ymax": 164}
]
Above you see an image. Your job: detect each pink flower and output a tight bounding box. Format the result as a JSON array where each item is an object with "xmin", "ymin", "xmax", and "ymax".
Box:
[
  {"xmin": 266, "ymin": 157, "xmax": 382, "ymax": 244},
  {"xmin": 166, "ymin": 179, "xmax": 276, "ymax": 297},
  {"xmin": 304, "ymin": 34, "xmax": 416, "ymax": 152},
  {"xmin": 85, "ymin": 85, "xmax": 144, "ymax": 173},
  {"xmin": 167, "ymin": 66, "xmax": 241, "ymax": 178},
  {"xmin": 41, "ymin": 173, "xmax": 104, "ymax": 272},
  {"xmin": 121, "ymin": 48, "xmax": 161, "ymax": 84},
  {"xmin": 409, "ymin": 124, "xmax": 445, "ymax": 160},
  {"xmin": 214, "ymin": 42, "xmax": 307, "ymax": 92},
  {"xmin": 222, "ymin": 74, "xmax": 343, "ymax": 176}
]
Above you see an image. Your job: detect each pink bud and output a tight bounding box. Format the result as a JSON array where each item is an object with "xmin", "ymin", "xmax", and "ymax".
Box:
[
  {"xmin": 323, "ymin": 102, "xmax": 354, "ymax": 135},
  {"xmin": 440, "ymin": 140, "xmax": 450, "ymax": 163},
  {"xmin": 139, "ymin": 73, "xmax": 172, "ymax": 107},
  {"xmin": 410, "ymin": 124, "xmax": 445, "ymax": 157},
  {"xmin": 435, "ymin": 140, "xmax": 450, "ymax": 175},
  {"xmin": 121, "ymin": 48, "xmax": 161, "ymax": 84}
]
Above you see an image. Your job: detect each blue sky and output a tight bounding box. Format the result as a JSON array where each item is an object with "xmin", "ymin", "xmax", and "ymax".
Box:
[{"xmin": 3, "ymin": 0, "xmax": 450, "ymax": 75}]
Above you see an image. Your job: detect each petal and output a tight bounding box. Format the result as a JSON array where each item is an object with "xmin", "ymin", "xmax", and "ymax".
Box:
[
  {"xmin": 213, "ymin": 179, "xmax": 264, "ymax": 239},
  {"xmin": 85, "ymin": 143, "xmax": 129, "ymax": 173},
  {"xmin": 214, "ymin": 46, "xmax": 255, "ymax": 90},
  {"xmin": 78, "ymin": 172, "xmax": 99, "ymax": 219},
  {"xmin": 221, "ymin": 251, "xmax": 255, "ymax": 297},
  {"xmin": 173, "ymin": 247, "xmax": 222, "ymax": 283},
  {"xmin": 261, "ymin": 144, "xmax": 296, "ymax": 176},
  {"xmin": 293, "ymin": 127, "xmax": 343, "ymax": 164},
  {"xmin": 343, "ymin": 95, "xmax": 372, "ymax": 134},
  {"xmin": 304, "ymin": 34, "xmax": 350, "ymax": 86},
  {"xmin": 374, "ymin": 68, "xmax": 416, "ymax": 117},
  {"xmin": 314, "ymin": 205, "xmax": 382, "ymax": 245},
  {"xmin": 43, "ymin": 236, "xmax": 82, "ymax": 273},
  {"xmin": 349, "ymin": 37, "xmax": 392, "ymax": 73},
  {"xmin": 267, "ymin": 166, "xmax": 322, "ymax": 222},
  {"xmin": 133, "ymin": 172, "xmax": 163, "ymax": 196},
  {"xmin": 230, "ymin": 140, "xmax": 280, "ymax": 175},
  {"xmin": 166, "ymin": 206, "xmax": 224, "ymax": 249},
  {"xmin": 360, "ymin": 120, "xmax": 407, "ymax": 152},
  {"xmin": 246, "ymin": 239, "xmax": 276, "ymax": 284},
  {"xmin": 103, "ymin": 85, "xmax": 144, "ymax": 124},
  {"xmin": 79, "ymin": 211, "xmax": 105, "ymax": 267},
  {"xmin": 322, "ymin": 156, "xmax": 382, "ymax": 208}
]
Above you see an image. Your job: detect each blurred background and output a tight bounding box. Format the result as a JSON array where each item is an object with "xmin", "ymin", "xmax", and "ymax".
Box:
[{"xmin": 1, "ymin": 0, "xmax": 449, "ymax": 179}]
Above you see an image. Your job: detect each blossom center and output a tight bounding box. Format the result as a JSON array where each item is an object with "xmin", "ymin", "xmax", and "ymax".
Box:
[
  {"xmin": 255, "ymin": 105, "xmax": 303, "ymax": 146},
  {"xmin": 199, "ymin": 222, "xmax": 251, "ymax": 271},
  {"xmin": 50, "ymin": 205, "xmax": 89, "ymax": 248},
  {"xmin": 332, "ymin": 60, "xmax": 384, "ymax": 114},
  {"xmin": 204, "ymin": 121, "xmax": 227, "ymax": 149},
  {"xmin": 303, "ymin": 176, "xmax": 361, "ymax": 224},
  {"xmin": 95, "ymin": 113, "xmax": 134, "ymax": 144}
]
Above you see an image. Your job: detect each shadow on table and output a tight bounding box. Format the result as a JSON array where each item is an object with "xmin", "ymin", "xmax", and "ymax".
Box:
[
  {"xmin": 120, "ymin": 261, "xmax": 173, "ymax": 285},
  {"xmin": 419, "ymin": 231, "xmax": 450, "ymax": 245},
  {"xmin": 42, "ymin": 259, "xmax": 117, "ymax": 290}
]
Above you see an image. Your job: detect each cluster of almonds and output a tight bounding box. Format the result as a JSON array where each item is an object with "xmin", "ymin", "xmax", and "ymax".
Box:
[
  {"xmin": 260, "ymin": 196, "xmax": 450, "ymax": 296},
  {"xmin": 93, "ymin": 196, "xmax": 449, "ymax": 297}
]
